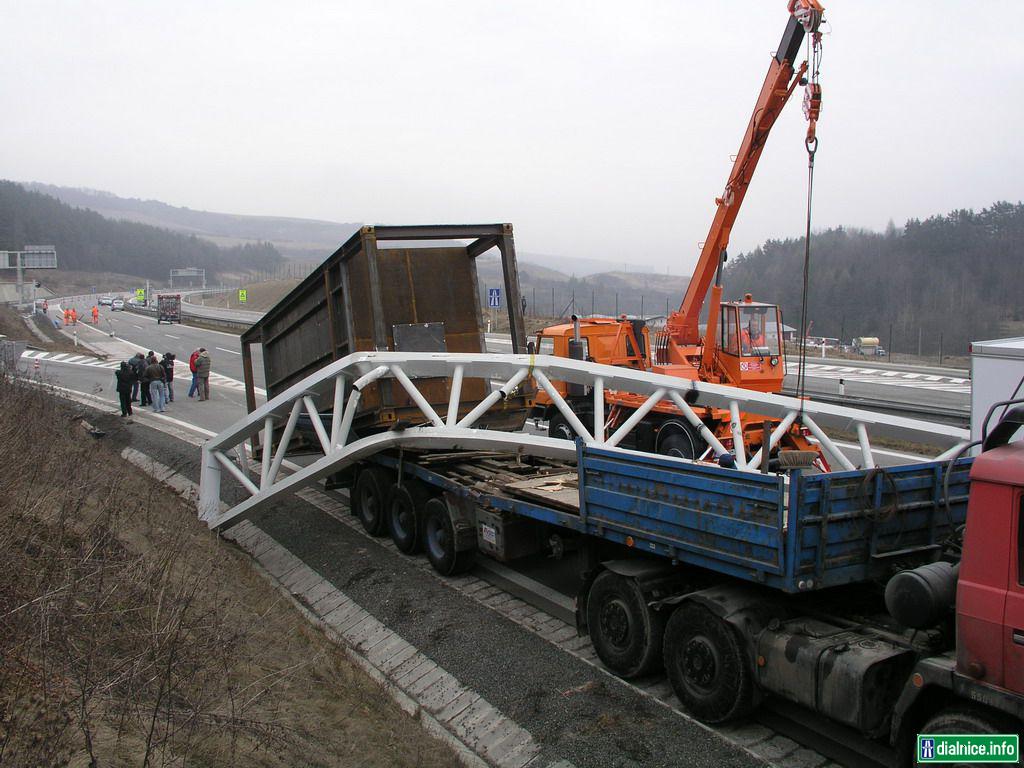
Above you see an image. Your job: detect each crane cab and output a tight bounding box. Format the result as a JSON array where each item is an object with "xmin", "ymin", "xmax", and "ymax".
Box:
[{"xmin": 716, "ymin": 299, "xmax": 786, "ymax": 392}]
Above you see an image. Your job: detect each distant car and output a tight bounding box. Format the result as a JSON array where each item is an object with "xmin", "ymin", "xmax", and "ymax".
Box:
[
  {"xmin": 111, "ymin": 298, "xmax": 125, "ymax": 311},
  {"xmin": 98, "ymin": 296, "xmax": 114, "ymax": 306},
  {"xmin": 875, "ymin": 347, "xmax": 887, "ymax": 356}
]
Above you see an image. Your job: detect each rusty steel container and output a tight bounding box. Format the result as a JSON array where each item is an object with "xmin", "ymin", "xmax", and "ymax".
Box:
[{"xmin": 240, "ymin": 224, "xmax": 530, "ymax": 436}]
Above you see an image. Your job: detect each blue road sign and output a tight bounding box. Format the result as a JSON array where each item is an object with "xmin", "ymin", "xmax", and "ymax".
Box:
[{"xmin": 488, "ymin": 288, "xmax": 501, "ymax": 308}]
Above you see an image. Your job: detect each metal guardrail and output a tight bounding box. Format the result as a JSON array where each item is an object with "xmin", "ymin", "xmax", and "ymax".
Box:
[
  {"xmin": 127, "ymin": 303, "xmax": 252, "ymax": 333},
  {"xmin": 198, "ymin": 351, "xmax": 971, "ymax": 531},
  {"xmin": 780, "ymin": 389, "xmax": 970, "ymax": 426}
]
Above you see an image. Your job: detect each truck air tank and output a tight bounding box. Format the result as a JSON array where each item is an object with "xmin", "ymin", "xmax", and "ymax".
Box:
[{"xmin": 884, "ymin": 560, "xmax": 959, "ymax": 630}]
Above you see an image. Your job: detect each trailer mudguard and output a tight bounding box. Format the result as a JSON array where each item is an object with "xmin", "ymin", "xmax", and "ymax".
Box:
[{"xmin": 576, "ymin": 558, "xmax": 685, "ymax": 632}]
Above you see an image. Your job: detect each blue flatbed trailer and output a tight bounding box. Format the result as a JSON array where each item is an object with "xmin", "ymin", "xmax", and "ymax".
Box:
[{"xmin": 371, "ymin": 443, "xmax": 971, "ymax": 594}]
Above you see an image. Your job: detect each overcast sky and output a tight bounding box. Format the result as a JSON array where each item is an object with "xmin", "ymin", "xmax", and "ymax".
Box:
[{"xmin": 5, "ymin": 1, "xmax": 1022, "ymax": 273}]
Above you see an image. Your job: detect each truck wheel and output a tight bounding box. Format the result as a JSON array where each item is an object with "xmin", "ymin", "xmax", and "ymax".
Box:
[
  {"xmin": 914, "ymin": 708, "xmax": 1019, "ymax": 767},
  {"xmin": 387, "ymin": 480, "xmax": 428, "ymax": 554},
  {"xmin": 548, "ymin": 412, "xmax": 575, "ymax": 441},
  {"xmin": 422, "ymin": 497, "xmax": 476, "ymax": 576},
  {"xmin": 663, "ymin": 603, "xmax": 755, "ymax": 723},
  {"xmin": 353, "ymin": 467, "xmax": 390, "ymax": 536},
  {"xmin": 586, "ymin": 570, "xmax": 666, "ymax": 679}
]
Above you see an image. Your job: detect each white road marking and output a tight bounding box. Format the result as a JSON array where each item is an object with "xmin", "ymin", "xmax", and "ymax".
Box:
[
  {"xmin": 216, "ymin": 346, "xmax": 241, "ymax": 355},
  {"xmin": 831, "ymin": 439, "xmax": 930, "ymax": 462},
  {"xmin": 789, "ymin": 361, "xmax": 970, "ymax": 394},
  {"xmin": 132, "ymin": 324, "xmax": 143, "ymax": 329},
  {"xmin": 165, "ymin": 334, "xmax": 180, "ymax": 339}
]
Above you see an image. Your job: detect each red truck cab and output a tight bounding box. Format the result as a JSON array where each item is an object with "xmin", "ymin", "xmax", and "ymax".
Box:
[{"xmin": 958, "ymin": 413, "xmax": 1024, "ymax": 696}]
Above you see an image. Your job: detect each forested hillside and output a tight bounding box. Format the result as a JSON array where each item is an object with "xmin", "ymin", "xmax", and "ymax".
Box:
[
  {"xmin": 0, "ymin": 182, "xmax": 281, "ymax": 280},
  {"xmin": 723, "ymin": 202, "xmax": 1023, "ymax": 355}
]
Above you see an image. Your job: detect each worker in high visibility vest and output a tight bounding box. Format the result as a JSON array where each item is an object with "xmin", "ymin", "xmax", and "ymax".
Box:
[
  {"xmin": 70, "ymin": 308, "xmax": 78, "ymax": 325},
  {"xmin": 91, "ymin": 305, "xmax": 99, "ymax": 324},
  {"xmin": 63, "ymin": 308, "xmax": 70, "ymax": 326}
]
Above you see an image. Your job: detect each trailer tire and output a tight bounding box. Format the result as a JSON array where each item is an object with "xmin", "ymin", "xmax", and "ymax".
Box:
[
  {"xmin": 387, "ymin": 480, "xmax": 428, "ymax": 554},
  {"xmin": 663, "ymin": 603, "xmax": 755, "ymax": 723},
  {"xmin": 422, "ymin": 497, "xmax": 476, "ymax": 576},
  {"xmin": 586, "ymin": 570, "xmax": 665, "ymax": 679},
  {"xmin": 353, "ymin": 466, "xmax": 390, "ymax": 537},
  {"xmin": 913, "ymin": 708, "xmax": 1019, "ymax": 767}
]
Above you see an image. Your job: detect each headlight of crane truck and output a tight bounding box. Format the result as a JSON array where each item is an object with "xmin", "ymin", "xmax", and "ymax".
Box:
[{"xmin": 533, "ymin": 0, "xmax": 828, "ymax": 469}]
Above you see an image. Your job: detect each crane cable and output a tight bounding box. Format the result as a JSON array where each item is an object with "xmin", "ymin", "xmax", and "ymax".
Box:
[
  {"xmin": 795, "ymin": 29, "xmax": 823, "ymax": 407},
  {"xmin": 795, "ymin": 140, "xmax": 816, "ymax": 404}
]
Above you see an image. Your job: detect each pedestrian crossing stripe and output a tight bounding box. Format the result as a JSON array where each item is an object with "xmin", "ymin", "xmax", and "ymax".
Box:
[
  {"xmin": 788, "ymin": 362, "xmax": 970, "ymax": 393},
  {"xmin": 19, "ymin": 350, "xmax": 265, "ymax": 395}
]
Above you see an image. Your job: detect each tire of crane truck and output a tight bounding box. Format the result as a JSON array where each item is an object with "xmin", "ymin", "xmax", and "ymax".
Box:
[
  {"xmin": 911, "ymin": 707, "xmax": 1021, "ymax": 767},
  {"xmin": 586, "ymin": 570, "xmax": 666, "ymax": 679},
  {"xmin": 656, "ymin": 421, "xmax": 706, "ymax": 460},
  {"xmin": 547, "ymin": 412, "xmax": 575, "ymax": 441},
  {"xmin": 422, "ymin": 497, "xmax": 476, "ymax": 576},
  {"xmin": 353, "ymin": 466, "xmax": 391, "ymax": 537},
  {"xmin": 662, "ymin": 602, "xmax": 756, "ymax": 724},
  {"xmin": 386, "ymin": 479, "xmax": 430, "ymax": 555}
]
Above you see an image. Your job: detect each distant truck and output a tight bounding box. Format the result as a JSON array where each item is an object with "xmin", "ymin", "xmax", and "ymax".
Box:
[
  {"xmin": 156, "ymin": 294, "xmax": 181, "ymax": 324},
  {"xmin": 853, "ymin": 336, "xmax": 881, "ymax": 355}
]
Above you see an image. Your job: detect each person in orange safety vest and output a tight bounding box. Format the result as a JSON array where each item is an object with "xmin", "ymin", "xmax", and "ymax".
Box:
[
  {"xmin": 91, "ymin": 305, "xmax": 99, "ymax": 324},
  {"xmin": 741, "ymin": 322, "xmax": 765, "ymax": 354}
]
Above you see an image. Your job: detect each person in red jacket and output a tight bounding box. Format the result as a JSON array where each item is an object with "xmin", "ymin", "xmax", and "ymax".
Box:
[{"xmin": 188, "ymin": 348, "xmax": 200, "ymax": 398}]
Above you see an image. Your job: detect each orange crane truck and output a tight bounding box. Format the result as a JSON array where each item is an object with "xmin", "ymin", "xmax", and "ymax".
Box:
[{"xmin": 533, "ymin": 1, "xmax": 826, "ymax": 465}]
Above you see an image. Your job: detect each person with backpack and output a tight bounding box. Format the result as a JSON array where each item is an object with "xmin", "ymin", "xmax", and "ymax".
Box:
[
  {"xmin": 194, "ymin": 348, "xmax": 212, "ymax": 401},
  {"xmin": 114, "ymin": 361, "xmax": 135, "ymax": 418},
  {"xmin": 188, "ymin": 348, "xmax": 200, "ymax": 398},
  {"xmin": 161, "ymin": 352, "xmax": 176, "ymax": 402},
  {"xmin": 128, "ymin": 352, "xmax": 146, "ymax": 403}
]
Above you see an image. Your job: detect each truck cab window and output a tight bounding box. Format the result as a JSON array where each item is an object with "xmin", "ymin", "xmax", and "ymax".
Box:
[
  {"xmin": 538, "ymin": 336, "xmax": 554, "ymax": 356},
  {"xmin": 739, "ymin": 307, "xmax": 781, "ymax": 356},
  {"xmin": 722, "ymin": 310, "xmax": 740, "ymax": 356}
]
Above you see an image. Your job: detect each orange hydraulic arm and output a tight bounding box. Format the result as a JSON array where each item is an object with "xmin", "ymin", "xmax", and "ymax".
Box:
[{"xmin": 669, "ymin": 0, "xmax": 824, "ymax": 348}]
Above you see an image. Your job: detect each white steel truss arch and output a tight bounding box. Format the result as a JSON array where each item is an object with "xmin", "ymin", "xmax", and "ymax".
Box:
[{"xmin": 199, "ymin": 352, "xmax": 970, "ymax": 531}]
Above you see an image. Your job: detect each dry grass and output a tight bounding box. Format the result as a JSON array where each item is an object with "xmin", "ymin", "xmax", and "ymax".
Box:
[
  {"xmin": 196, "ymin": 280, "xmax": 300, "ymax": 313},
  {"xmin": 0, "ymin": 376, "xmax": 458, "ymax": 767}
]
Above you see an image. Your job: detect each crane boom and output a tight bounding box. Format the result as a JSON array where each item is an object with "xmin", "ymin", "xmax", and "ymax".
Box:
[{"xmin": 670, "ymin": 1, "xmax": 823, "ymax": 347}]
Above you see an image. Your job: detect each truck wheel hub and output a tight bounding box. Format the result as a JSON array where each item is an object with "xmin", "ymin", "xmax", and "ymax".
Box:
[
  {"xmin": 683, "ymin": 636, "xmax": 718, "ymax": 689},
  {"xmin": 599, "ymin": 599, "xmax": 632, "ymax": 649}
]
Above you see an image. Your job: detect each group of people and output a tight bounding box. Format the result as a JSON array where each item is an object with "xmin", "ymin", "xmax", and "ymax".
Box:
[
  {"xmin": 113, "ymin": 347, "xmax": 212, "ymax": 418},
  {"xmin": 61, "ymin": 305, "xmax": 100, "ymax": 325}
]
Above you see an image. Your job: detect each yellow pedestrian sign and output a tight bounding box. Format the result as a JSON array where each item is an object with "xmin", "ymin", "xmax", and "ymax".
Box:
[
  {"xmin": 135, "ymin": 288, "xmax": 145, "ymax": 301},
  {"xmin": 238, "ymin": 289, "xmax": 248, "ymax": 303}
]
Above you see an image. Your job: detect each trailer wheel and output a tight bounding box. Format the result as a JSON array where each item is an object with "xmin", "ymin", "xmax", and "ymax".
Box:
[
  {"xmin": 387, "ymin": 480, "xmax": 428, "ymax": 554},
  {"xmin": 586, "ymin": 570, "xmax": 666, "ymax": 679},
  {"xmin": 353, "ymin": 467, "xmax": 390, "ymax": 536},
  {"xmin": 422, "ymin": 497, "xmax": 476, "ymax": 576},
  {"xmin": 663, "ymin": 603, "xmax": 755, "ymax": 723},
  {"xmin": 914, "ymin": 708, "xmax": 1019, "ymax": 767}
]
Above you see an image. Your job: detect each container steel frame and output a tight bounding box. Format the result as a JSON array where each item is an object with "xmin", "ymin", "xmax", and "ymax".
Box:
[
  {"xmin": 199, "ymin": 351, "xmax": 970, "ymax": 531},
  {"xmin": 238, "ymin": 224, "xmax": 526, "ymax": 417}
]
